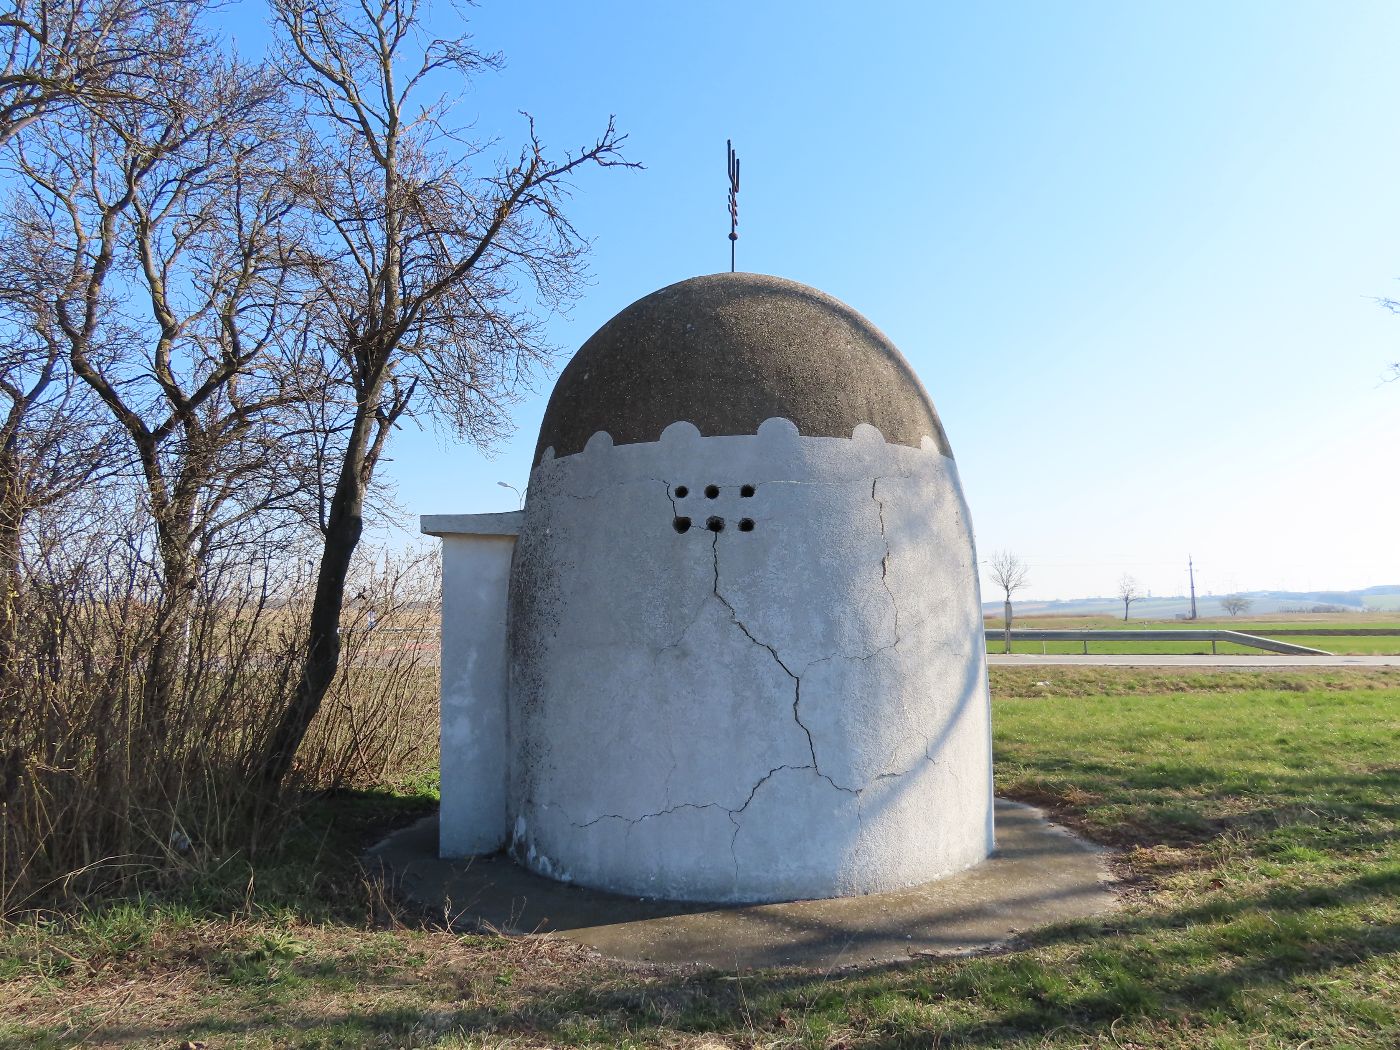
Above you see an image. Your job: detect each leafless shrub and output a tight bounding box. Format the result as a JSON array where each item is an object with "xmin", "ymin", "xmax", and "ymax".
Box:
[
  {"xmin": 289, "ymin": 547, "xmax": 440, "ymax": 793},
  {"xmin": 0, "ymin": 491, "xmax": 439, "ymax": 914}
]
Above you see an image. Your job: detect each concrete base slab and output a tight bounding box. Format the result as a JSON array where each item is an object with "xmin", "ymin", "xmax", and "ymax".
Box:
[{"xmin": 369, "ymin": 799, "xmax": 1116, "ymax": 970}]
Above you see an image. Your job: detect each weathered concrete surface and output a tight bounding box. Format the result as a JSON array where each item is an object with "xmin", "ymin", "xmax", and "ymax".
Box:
[
  {"xmin": 508, "ymin": 419, "xmax": 991, "ymax": 902},
  {"xmin": 422, "ymin": 511, "xmax": 525, "ymax": 537},
  {"xmin": 369, "ymin": 799, "xmax": 1114, "ymax": 970},
  {"xmin": 422, "ymin": 513, "xmax": 523, "ymax": 857},
  {"xmin": 534, "ymin": 273, "xmax": 950, "ymax": 464}
]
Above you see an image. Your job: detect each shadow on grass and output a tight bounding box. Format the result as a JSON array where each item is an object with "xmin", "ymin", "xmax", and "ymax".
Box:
[
  {"xmin": 9, "ymin": 749, "xmax": 1398, "ymax": 1047},
  {"xmin": 41, "ymin": 861, "xmax": 1397, "ymax": 1049},
  {"xmin": 998, "ymin": 761, "xmax": 1400, "ymax": 850}
]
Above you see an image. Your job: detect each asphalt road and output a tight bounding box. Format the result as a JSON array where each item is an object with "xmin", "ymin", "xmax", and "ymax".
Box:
[{"xmin": 987, "ymin": 654, "xmax": 1400, "ymax": 668}]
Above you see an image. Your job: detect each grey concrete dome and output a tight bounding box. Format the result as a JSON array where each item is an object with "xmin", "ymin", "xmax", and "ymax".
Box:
[{"xmin": 534, "ymin": 272, "xmax": 950, "ymax": 464}]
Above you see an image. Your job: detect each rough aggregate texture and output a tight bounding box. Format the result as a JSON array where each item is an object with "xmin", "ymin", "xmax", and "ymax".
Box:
[{"xmin": 533, "ymin": 272, "xmax": 951, "ymax": 464}]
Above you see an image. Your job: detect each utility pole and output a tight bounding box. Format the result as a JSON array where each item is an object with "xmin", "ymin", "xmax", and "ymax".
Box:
[{"xmin": 1188, "ymin": 555, "xmax": 1198, "ymax": 620}]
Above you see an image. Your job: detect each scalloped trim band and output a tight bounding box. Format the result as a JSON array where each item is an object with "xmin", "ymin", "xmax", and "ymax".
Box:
[{"xmin": 538, "ymin": 417, "xmax": 947, "ymax": 465}]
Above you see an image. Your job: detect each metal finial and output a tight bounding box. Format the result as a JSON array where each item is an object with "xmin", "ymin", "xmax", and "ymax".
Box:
[{"xmin": 727, "ymin": 139, "xmax": 740, "ymax": 273}]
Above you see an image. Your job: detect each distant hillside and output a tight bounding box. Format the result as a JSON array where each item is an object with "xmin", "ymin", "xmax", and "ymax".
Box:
[{"xmin": 984, "ymin": 584, "xmax": 1400, "ymax": 618}]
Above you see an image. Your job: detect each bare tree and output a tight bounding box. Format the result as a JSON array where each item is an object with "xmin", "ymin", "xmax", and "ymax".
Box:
[
  {"xmin": 1118, "ymin": 574, "xmax": 1141, "ymax": 621},
  {"xmin": 987, "ymin": 550, "xmax": 1029, "ymax": 654},
  {"xmin": 257, "ymin": 0, "xmax": 636, "ymax": 795},
  {"xmin": 1220, "ymin": 594, "xmax": 1252, "ymax": 616},
  {"xmin": 6, "ymin": 9, "xmax": 309, "ymax": 736},
  {"xmin": 0, "ymin": 224, "xmax": 122, "ymax": 689},
  {"xmin": 0, "ymin": 0, "xmax": 195, "ymax": 145}
]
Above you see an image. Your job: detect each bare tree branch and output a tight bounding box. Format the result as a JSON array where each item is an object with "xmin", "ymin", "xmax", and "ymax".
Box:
[
  {"xmin": 4, "ymin": 6, "xmax": 316, "ymax": 735},
  {"xmin": 0, "ymin": 0, "xmax": 203, "ymax": 146},
  {"xmin": 258, "ymin": 0, "xmax": 638, "ymax": 795}
]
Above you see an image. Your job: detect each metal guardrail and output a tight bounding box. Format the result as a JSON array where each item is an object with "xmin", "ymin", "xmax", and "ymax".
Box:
[
  {"xmin": 1222, "ymin": 628, "xmax": 1400, "ymax": 637},
  {"xmin": 984, "ymin": 629, "xmax": 1332, "ymax": 656}
]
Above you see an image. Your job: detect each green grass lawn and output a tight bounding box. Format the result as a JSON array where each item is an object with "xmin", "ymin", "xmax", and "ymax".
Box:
[
  {"xmin": 2, "ymin": 668, "xmax": 1397, "ymax": 1048},
  {"xmin": 989, "ymin": 636, "xmax": 1400, "ymax": 655},
  {"xmin": 987, "ymin": 617, "xmax": 1400, "ymax": 632},
  {"xmin": 984, "ymin": 618, "xmax": 1400, "ymax": 655}
]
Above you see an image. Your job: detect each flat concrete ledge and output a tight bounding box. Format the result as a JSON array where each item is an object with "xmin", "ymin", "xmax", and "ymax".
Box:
[
  {"xmin": 368, "ymin": 799, "xmax": 1116, "ymax": 970},
  {"xmin": 420, "ymin": 511, "xmax": 524, "ymax": 537}
]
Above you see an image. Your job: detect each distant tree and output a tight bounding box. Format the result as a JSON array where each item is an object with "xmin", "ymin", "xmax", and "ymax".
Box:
[
  {"xmin": 987, "ymin": 550, "xmax": 1029, "ymax": 654},
  {"xmin": 1118, "ymin": 574, "xmax": 1141, "ymax": 621},
  {"xmin": 1221, "ymin": 594, "xmax": 1252, "ymax": 616}
]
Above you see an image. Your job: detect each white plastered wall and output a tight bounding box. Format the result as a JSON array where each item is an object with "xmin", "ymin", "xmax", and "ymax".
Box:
[
  {"xmin": 507, "ymin": 419, "xmax": 993, "ymax": 903},
  {"xmin": 422, "ymin": 512, "xmax": 522, "ymax": 858}
]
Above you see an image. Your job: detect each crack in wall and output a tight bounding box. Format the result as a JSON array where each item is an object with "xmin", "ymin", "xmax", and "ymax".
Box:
[
  {"xmin": 709, "ymin": 531, "xmax": 859, "ymax": 796},
  {"xmin": 508, "ymin": 446, "xmax": 990, "ymax": 898},
  {"xmin": 650, "ymin": 477, "xmax": 680, "ymax": 516},
  {"xmin": 872, "ymin": 476, "xmax": 901, "ymax": 648},
  {"xmin": 542, "ymin": 473, "xmax": 960, "ymax": 834},
  {"xmin": 571, "ymin": 799, "xmax": 730, "ymax": 830},
  {"xmin": 648, "ymin": 477, "xmax": 713, "ymax": 652},
  {"xmin": 565, "ymin": 761, "xmax": 822, "ymax": 889},
  {"xmin": 727, "ymin": 762, "xmax": 810, "ymax": 881},
  {"xmin": 656, "ymin": 596, "xmax": 710, "ymax": 654}
]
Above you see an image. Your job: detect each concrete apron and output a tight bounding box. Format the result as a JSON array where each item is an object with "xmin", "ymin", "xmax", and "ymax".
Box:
[{"xmin": 368, "ymin": 799, "xmax": 1116, "ymax": 970}]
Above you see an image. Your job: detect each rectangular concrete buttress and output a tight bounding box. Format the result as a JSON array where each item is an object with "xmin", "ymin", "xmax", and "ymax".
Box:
[{"xmin": 421, "ymin": 511, "xmax": 523, "ymax": 857}]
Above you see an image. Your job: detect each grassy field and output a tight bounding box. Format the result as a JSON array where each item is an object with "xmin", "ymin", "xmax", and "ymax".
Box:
[
  {"xmin": 2, "ymin": 667, "xmax": 1397, "ymax": 1048},
  {"xmin": 989, "ymin": 637, "xmax": 1400, "ymax": 655},
  {"xmin": 984, "ymin": 613, "xmax": 1400, "ymax": 655}
]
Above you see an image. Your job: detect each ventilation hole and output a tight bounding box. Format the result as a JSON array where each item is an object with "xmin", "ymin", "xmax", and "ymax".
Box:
[
  {"xmin": 704, "ymin": 484, "xmax": 720, "ymax": 499},
  {"xmin": 740, "ymin": 484, "xmax": 756, "ymax": 497},
  {"xmin": 674, "ymin": 485, "xmax": 689, "ymax": 498},
  {"xmin": 738, "ymin": 518, "xmax": 755, "ymax": 532},
  {"xmin": 673, "ymin": 516, "xmax": 691, "ymax": 533},
  {"xmin": 705, "ymin": 516, "xmax": 725, "ymax": 532}
]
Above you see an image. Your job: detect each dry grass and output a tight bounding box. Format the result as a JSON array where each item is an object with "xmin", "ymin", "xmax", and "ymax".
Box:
[{"xmin": 1, "ymin": 535, "xmax": 440, "ymax": 915}]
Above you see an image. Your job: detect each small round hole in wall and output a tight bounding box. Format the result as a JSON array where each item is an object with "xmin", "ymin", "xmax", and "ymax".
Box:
[
  {"xmin": 738, "ymin": 518, "xmax": 755, "ymax": 532},
  {"xmin": 673, "ymin": 516, "xmax": 692, "ymax": 533},
  {"xmin": 674, "ymin": 485, "xmax": 689, "ymax": 498},
  {"xmin": 704, "ymin": 484, "xmax": 720, "ymax": 499},
  {"xmin": 705, "ymin": 516, "xmax": 724, "ymax": 532},
  {"xmin": 740, "ymin": 484, "xmax": 755, "ymax": 497}
]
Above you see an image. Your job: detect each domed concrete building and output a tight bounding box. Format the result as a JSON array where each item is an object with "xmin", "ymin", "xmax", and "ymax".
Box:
[{"xmin": 424, "ymin": 272, "xmax": 992, "ymax": 904}]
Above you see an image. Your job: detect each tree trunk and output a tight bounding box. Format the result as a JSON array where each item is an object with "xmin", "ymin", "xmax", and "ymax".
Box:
[
  {"xmin": 143, "ymin": 528, "xmax": 195, "ymax": 747},
  {"xmin": 0, "ymin": 449, "xmax": 24, "ymax": 690},
  {"xmin": 1002, "ymin": 596, "xmax": 1012, "ymax": 654},
  {"xmin": 258, "ymin": 400, "xmax": 375, "ymax": 797},
  {"xmin": 0, "ymin": 458, "xmax": 24, "ymax": 788}
]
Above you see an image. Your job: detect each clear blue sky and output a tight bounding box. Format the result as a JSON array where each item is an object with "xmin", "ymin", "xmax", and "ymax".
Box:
[{"xmin": 230, "ymin": 1, "xmax": 1400, "ymax": 601}]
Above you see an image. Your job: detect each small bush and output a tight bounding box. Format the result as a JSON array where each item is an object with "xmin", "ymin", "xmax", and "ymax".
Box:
[{"xmin": 0, "ymin": 502, "xmax": 439, "ymax": 914}]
